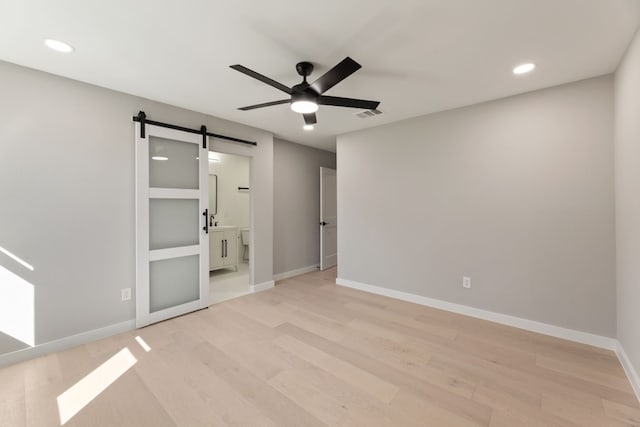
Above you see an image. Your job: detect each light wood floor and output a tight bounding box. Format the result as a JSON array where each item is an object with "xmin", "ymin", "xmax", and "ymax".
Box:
[{"xmin": 1, "ymin": 268, "xmax": 639, "ymax": 426}]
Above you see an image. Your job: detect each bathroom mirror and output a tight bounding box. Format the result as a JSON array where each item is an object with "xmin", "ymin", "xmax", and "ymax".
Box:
[{"xmin": 208, "ymin": 174, "xmax": 217, "ymax": 220}]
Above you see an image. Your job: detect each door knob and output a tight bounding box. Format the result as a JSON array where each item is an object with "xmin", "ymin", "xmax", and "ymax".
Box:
[{"xmin": 320, "ymin": 221, "xmax": 327, "ymax": 226}]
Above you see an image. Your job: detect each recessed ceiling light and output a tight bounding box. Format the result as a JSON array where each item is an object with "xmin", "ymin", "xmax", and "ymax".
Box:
[
  {"xmin": 151, "ymin": 156, "xmax": 168, "ymax": 161},
  {"xmin": 513, "ymin": 63, "xmax": 535, "ymax": 75},
  {"xmin": 303, "ymin": 124, "xmax": 314, "ymax": 131},
  {"xmin": 44, "ymin": 39, "xmax": 74, "ymax": 53}
]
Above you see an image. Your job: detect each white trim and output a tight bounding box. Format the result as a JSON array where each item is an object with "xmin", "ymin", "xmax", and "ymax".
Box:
[
  {"xmin": 198, "ymin": 141, "xmax": 210, "ymax": 310},
  {"xmin": 250, "ymin": 280, "xmax": 274, "ymax": 293},
  {"xmin": 0, "ymin": 320, "xmax": 135, "ymax": 369},
  {"xmin": 135, "ymin": 122, "xmax": 150, "ymax": 328},
  {"xmin": 149, "ymin": 188, "xmax": 200, "ymax": 199},
  {"xmin": 335, "ymin": 277, "xmax": 617, "ymax": 350},
  {"xmin": 274, "ymin": 264, "xmax": 319, "ymax": 281},
  {"xmin": 149, "ymin": 245, "xmax": 199, "ymax": 261},
  {"xmin": 616, "ymin": 341, "xmax": 640, "ymax": 403}
]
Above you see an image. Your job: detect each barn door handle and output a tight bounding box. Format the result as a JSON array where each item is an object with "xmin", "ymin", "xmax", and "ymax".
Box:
[{"xmin": 203, "ymin": 209, "xmax": 209, "ymax": 234}]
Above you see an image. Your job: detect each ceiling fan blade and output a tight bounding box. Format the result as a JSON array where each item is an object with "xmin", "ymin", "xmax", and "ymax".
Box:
[
  {"xmin": 318, "ymin": 95, "xmax": 380, "ymax": 110},
  {"xmin": 230, "ymin": 65, "xmax": 292, "ymax": 95},
  {"xmin": 309, "ymin": 57, "xmax": 362, "ymax": 95},
  {"xmin": 238, "ymin": 99, "xmax": 290, "ymax": 111},
  {"xmin": 303, "ymin": 113, "xmax": 317, "ymax": 125}
]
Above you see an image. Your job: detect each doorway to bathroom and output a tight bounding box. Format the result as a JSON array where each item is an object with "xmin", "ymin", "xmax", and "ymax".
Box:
[{"xmin": 207, "ymin": 151, "xmax": 251, "ymax": 304}]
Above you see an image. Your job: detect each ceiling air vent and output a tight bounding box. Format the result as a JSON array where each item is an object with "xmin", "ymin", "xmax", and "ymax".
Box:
[{"xmin": 356, "ymin": 109, "xmax": 383, "ymax": 119}]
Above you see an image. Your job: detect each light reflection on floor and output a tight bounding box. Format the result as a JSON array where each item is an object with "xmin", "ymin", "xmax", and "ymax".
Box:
[
  {"xmin": 56, "ymin": 347, "xmax": 138, "ymax": 425},
  {"xmin": 135, "ymin": 336, "xmax": 151, "ymax": 352}
]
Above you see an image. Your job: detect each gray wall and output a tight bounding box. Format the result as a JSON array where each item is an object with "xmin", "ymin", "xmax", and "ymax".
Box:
[
  {"xmin": 615, "ymin": 28, "xmax": 640, "ymax": 377},
  {"xmin": 0, "ymin": 61, "xmax": 274, "ymax": 350},
  {"xmin": 274, "ymin": 139, "xmax": 336, "ymax": 276},
  {"xmin": 337, "ymin": 75, "xmax": 616, "ymax": 337}
]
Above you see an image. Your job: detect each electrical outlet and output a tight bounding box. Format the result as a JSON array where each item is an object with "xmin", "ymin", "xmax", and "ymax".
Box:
[
  {"xmin": 463, "ymin": 276, "xmax": 471, "ymax": 289},
  {"xmin": 121, "ymin": 288, "xmax": 131, "ymax": 301}
]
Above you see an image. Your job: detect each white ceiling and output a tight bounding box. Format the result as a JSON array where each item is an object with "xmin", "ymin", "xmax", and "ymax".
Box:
[{"xmin": 1, "ymin": 0, "xmax": 639, "ymax": 151}]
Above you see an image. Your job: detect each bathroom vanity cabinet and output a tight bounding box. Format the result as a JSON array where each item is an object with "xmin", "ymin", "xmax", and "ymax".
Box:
[{"xmin": 209, "ymin": 226, "xmax": 238, "ymax": 271}]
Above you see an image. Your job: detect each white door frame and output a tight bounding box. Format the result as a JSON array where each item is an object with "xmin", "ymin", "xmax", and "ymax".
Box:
[{"xmin": 135, "ymin": 123, "xmax": 210, "ymax": 328}]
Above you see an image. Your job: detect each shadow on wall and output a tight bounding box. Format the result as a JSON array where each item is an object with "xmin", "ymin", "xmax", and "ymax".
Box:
[{"xmin": 0, "ymin": 245, "xmax": 36, "ymax": 353}]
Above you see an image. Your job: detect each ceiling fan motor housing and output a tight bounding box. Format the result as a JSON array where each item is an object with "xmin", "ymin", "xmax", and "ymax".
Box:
[
  {"xmin": 296, "ymin": 61, "xmax": 314, "ymax": 79},
  {"xmin": 291, "ymin": 83, "xmax": 317, "ymax": 102},
  {"xmin": 294, "ymin": 61, "xmax": 318, "ymax": 102}
]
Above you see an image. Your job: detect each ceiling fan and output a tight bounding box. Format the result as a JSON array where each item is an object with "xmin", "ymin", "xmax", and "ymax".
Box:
[{"xmin": 230, "ymin": 57, "xmax": 380, "ymax": 127}]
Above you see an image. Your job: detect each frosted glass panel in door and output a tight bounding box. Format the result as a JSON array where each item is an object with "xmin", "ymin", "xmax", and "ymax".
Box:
[
  {"xmin": 149, "ymin": 136, "xmax": 199, "ymax": 189},
  {"xmin": 149, "ymin": 255, "xmax": 199, "ymax": 313},
  {"xmin": 149, "ymin": 199, "xmax": 200, "ymax": 250}
]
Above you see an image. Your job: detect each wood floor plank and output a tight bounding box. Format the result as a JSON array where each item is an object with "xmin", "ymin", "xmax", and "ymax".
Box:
[
  {"xmin": 276, "ymin": 322, "xmax": 494, "ymax": 426},
  {"xmin": 0, "ymin": 360, "xmax": 25, "ymax": 404},
  {"xmin": 267, "ymin": 369, "xmax": 349, "ymax": 426},
  {"xmin": 273, "ymin": 334, "xmax": 400, "ymax": 403},
  {"xmin": 344, "ymin": 300, "xmax": 459, "ymax": 340},
  {"xmin": 226, "ymin": 336, "xmax": 404, "ymax": 426},
  {"xmin": 473, "ymin": 385, "xmax": 581, "ymax": 427},
  {"xmin": 537, "ymin": 354, "xmax": 633, "ymax": 392},
  {"xmin": 0, "ymin": 394, "xmax": 26, "ymax": 427},
  {"xmin": 65, "ymin": 369, "xmax": 176, "ymax": 427},
  {"xmin": 603, "ymin": 399, "xmax": 640, "ymax": 425},
  {"xmin": 541, "ymin": 395, "xmax": 633, "ymax": 427},
  {"xmin": 488, "ymin": 408, "xmax": 539, "ymax": 427},
  {"xmin": 390, "ymin": 389, "xmax": 485, "ymax": 427},
  {"xmin": 223, "ymin": 297, "xmax": 288, "ymax": 328},
  {"xmin": 193, "ymin": 340, "xmax": 327, "ymax": 427},
  {"xmin": 219, "ymin": 339, "xmax": 285, "ymax": 382},
  {"xmin": 133, "ymin": 336, "xmax": 231, "ymax": 426},
  {"xmin": 1, "ymin": 267, "xmax": 637, "ymax": 426},
  {"xmin": 278, "ymin": 302, "xmax": 347, "ymax": 342},
  {"xmin": 338, "ymin": 321, "xmax": 478, "ymax": 399},
  {"xmin": 0, "ymin": 362, "xmax": 26, "ymax": 427},
  {"xmin": 156, "ymin": 336, "xmax": 278, "ymax": 427}
]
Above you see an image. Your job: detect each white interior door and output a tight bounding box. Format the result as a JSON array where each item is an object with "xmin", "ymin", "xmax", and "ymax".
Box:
[
  {"xmin": 320, "ymin": 167, "xmax": 337, "ymax": 270},
  {"xmin": 135, "ymin": 123, "xmax": 209, "ymax": 328}
]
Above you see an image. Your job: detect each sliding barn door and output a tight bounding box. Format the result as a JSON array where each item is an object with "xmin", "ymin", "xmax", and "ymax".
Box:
[{"xmin": 135, "ymin": 123, "xmax": 209, "ymax": 328}]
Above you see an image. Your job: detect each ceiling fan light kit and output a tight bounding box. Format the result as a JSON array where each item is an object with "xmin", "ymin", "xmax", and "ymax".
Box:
[
  {"xmin": 290, "ymin": 92, "xmax": 318, "ymax": 113},
  {"xmin": 230, "ymin": 57, "xmax": 380, "ymax": 127}
]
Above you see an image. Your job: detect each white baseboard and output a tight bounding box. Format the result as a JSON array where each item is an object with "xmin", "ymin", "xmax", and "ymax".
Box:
[
  {"xmin": 251, "ymin": 280, "xmax": 274, "ymax": 293},
  {"xmin": 274, "ymin": 264, "xmax": 319, "ymax": 282},
  {"xmin": 0, "ymin": 319, "xmax": 136, "ymax": 368},
  {"xmin": 616, "ymin": 341, "xmax": 640, "ymax": 403},
  {"xmin": 336, "ymin": 277, "xmax": 617, "ymax": 351}
]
